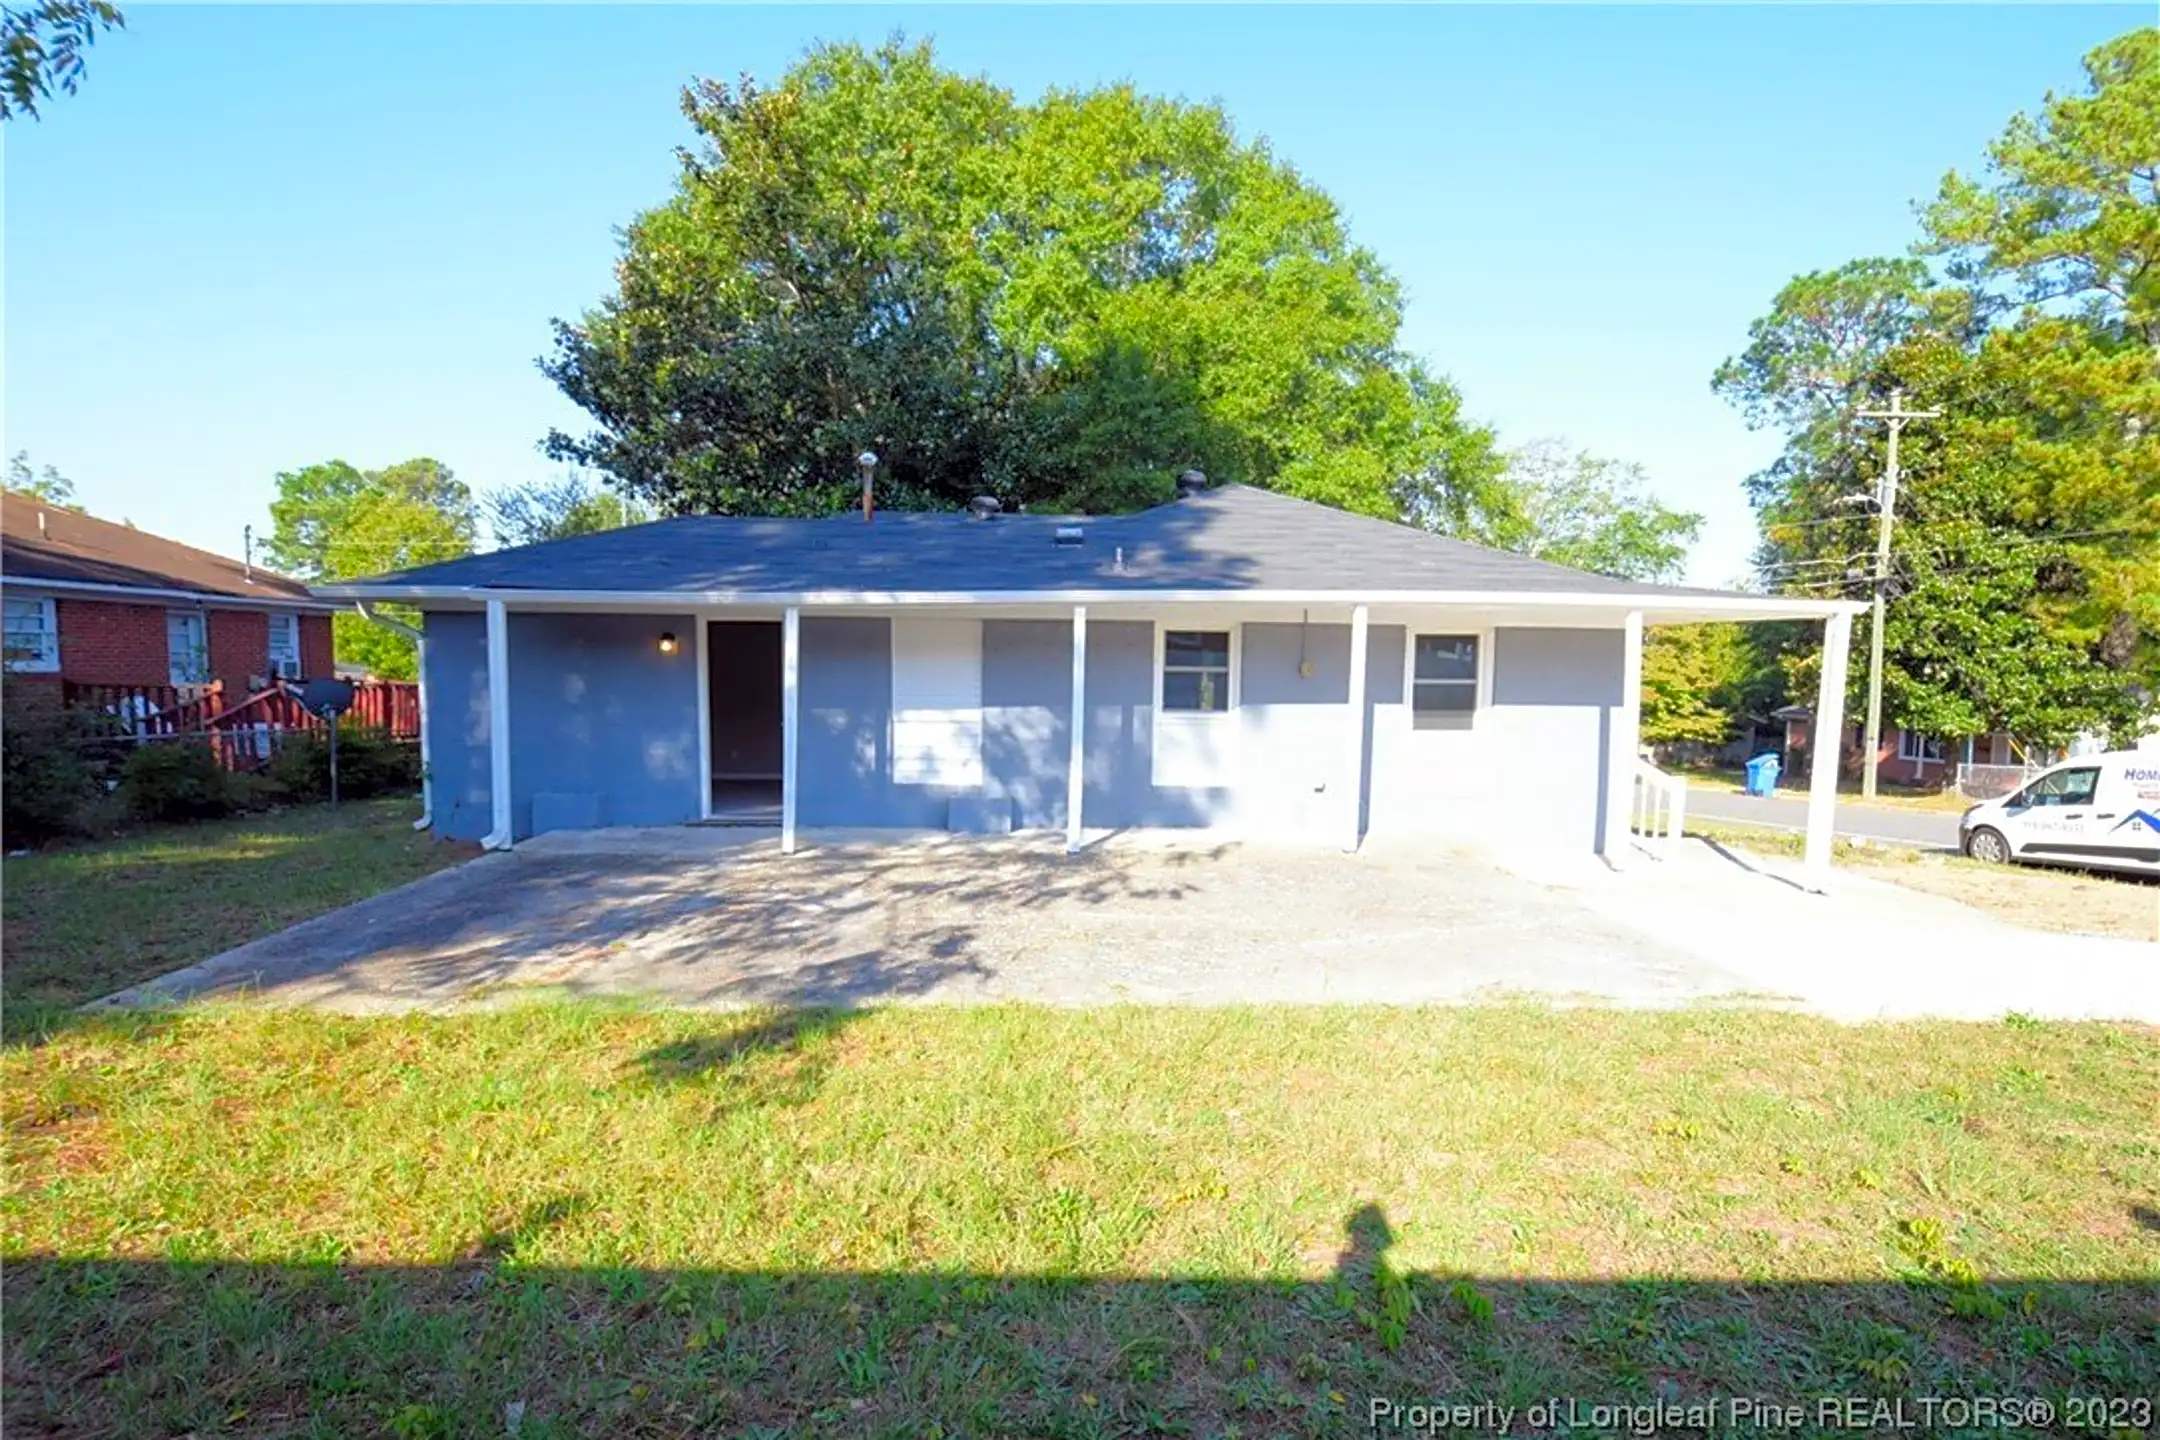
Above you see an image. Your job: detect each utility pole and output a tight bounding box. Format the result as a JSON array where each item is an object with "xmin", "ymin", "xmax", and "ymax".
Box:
[{"xmin": 1854, "ymin": 388, "xmax": 1939, "ymax": 801}]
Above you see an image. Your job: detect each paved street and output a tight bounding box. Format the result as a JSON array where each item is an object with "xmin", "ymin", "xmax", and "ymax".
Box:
[{"xmin": 1685, "ymin": 787, "xmax": 1962, "ymax": 849}]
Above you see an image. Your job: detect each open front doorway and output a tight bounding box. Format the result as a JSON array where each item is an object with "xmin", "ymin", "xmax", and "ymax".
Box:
[{"xmin": 706, "ymin": 620, "xmax": 782, "ymax": 824}]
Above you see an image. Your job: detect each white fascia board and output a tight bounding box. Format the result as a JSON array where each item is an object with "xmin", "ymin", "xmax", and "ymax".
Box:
[
  {"xmin": 0, "ymin": 575, "xmax": 341, "ymax": 612},
  {"xmin": 316, "ymin": 582, "xmax": 1866, "ymax": 623}
]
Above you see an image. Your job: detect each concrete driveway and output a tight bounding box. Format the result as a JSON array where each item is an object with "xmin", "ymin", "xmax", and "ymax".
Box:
[
  {"xmin": 102, "ymin": 828, "xmax": 1757, "ymax": 1014},
  {"xmin": 98, "ymin": 827, "xmax": 2157, "ymax": 1022}
]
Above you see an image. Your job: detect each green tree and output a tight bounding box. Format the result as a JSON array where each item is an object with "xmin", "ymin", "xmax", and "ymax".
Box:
[
  {"xmin": 3, "ymin": 0, "xmax": 123, "ymax": 121},
  {"xmin": 265, "ymin": 458, "xmax": 476, "ymax": 680},
  {"xmin": 1920, "ymin": 27, "xmax": 2160, "ymax": 353},
  {"xmin": 1490, "ymin": 440, "xmax": 1702, "ymax": 582},
  {"xmin": 7, "ymin": 450, "xmax": 77, "ymax": 505},
  {"xmin": 484, "ymin": 473, "xmax": 652, "ymax": 548},
  {"xmin": 543, "ymin": 39, "xmax": 1503, "ymax": 529},
  {"xmin": 1715, "ymin": 27, "xmax": 2160, "ymax": 748},
  {"xmin": 1641, "ymin": 625, "xmax": 1751, "ymax": 747}
]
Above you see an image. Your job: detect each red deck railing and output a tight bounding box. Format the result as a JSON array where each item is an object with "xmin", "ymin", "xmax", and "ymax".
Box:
[{"xmin": 61, "ymin": 678, "xmax": 420, "ymax": 770}]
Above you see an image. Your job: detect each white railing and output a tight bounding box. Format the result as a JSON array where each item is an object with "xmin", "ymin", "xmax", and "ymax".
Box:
[{"xmin": 1630, "ymin": 760, "xmax": 1688, "ymax": 859}]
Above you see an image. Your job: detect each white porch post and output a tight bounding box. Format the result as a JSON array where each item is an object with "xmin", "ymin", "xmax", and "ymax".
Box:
[
  {"xmin": 694, "ymin": 615, "xmax": 713, "ymax": 820},
  {"xmin": 1803, "ymin": 610, "xmax": 1854, "ymax": 886},
  {"xmin": 781, "ymin": 605, "xmax": 800, "ymax": 855},
  {"xmin": 1600, "ymin": 610, "xmax": 1645, "ymax": 863},
  {"xmin": 1343, "ymin": 604, "xmax": 1369, "ymax": 852},
  {"xmin": 1066, "ymin": 605, "xmax": 1087, "ymax": 853},
  {"xmin": 484, "ymin": 598, "xmax": 513, "ymax": 849},
  {"xmin": 411, "ymin": 631, "xmax": 433, "ymax": 832}
]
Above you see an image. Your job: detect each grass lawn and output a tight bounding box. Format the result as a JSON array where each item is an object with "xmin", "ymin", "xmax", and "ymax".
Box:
[
  {"xmin": 6, "ymin": 1004, "xmax": 2155, "ymax": 1437},
  {"xmin": 1687, "ymin": 822, "xmax": 2160, "ymax": 943},
  {"xmin": 1, "ymin": 799, "xmax": 474, "ymax": 1035}
]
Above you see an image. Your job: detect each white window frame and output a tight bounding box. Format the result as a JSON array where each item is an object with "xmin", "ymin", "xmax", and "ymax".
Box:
[
  {"xmin": 1403, "ymin": 624, "xmax": 1493, "ymax": 732},
  {"xmin": 167, "ymin": 608, "xmax": 210, "ymax": 686},
  {"xmin": 1896, "ymin": 730, "xmax": 1945, "ymax": 764},
  {"xmin": 1158, "ymin": 625, "xmax": 1236, "ymax": 714},
  {"xmin": 1151, "ymin": 621, "xmax": 1242, "ymax": 787},
  {"xmin": 266, "ymin": 612, "xmax": 303, "ymax": 678},
  {"xmin": 3, "ymin": 594, "xmax": 60, "ymax": 673}
]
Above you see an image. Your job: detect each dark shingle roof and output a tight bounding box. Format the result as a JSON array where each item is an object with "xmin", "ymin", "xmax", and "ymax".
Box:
[
  {"xmin": 1, "ymin": 491, "xmax": 316, "ymax": 601},
  {"xmin": 349, "ymin": 483, "xmax": 1737, "ymax": 599}
]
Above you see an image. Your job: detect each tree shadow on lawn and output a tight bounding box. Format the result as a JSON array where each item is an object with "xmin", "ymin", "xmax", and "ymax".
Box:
[{"xmin": 7, "ymin": 1205, "xmax": 2155, "ymax": 1438}]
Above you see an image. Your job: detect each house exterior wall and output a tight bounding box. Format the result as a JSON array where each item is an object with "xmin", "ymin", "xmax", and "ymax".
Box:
[
  {"xmin": 423, "ymin": 611, "xmax": 494, "ymax": 841},
  {"xmin": 300, "ymin": 613, "xmax": 335, "ymax": 677},
  {"xmin": 51, "ymin": 597, "xmax": 169, "ymax": 685},
  {"xmin": 982, "ymin": 619, "xmax": 1071, "ymax": 830},
  {"xmin": 1363, "ymin": 625, "xmax": 1620, "ymax": 852},
  {"xmin": 422, "ymin": 610, "xmax": 702, "ymax": 841},
  {"xmin": 208, "ymin": 610, "xmax": 268, "ymax": 689},
  {"xmin": 422, "ymin": 607, "xmax": 1630, "ymax": 854},
  {"xmin": 6, "ymin": 592, "xmax": 335, "ymax": 692}
]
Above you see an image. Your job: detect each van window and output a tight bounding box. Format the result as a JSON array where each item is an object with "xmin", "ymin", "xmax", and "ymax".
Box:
[{"xmin": 2013, "ymin": 766, "xmax": 2099, "ymax": 808}]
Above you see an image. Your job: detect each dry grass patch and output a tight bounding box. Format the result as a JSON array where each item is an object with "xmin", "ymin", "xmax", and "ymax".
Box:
[{"xmin": 1689, "ymin": 821, "xmax": 2160, "ymax": 941}]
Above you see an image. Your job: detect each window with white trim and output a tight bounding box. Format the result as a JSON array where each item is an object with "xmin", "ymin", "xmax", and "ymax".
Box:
[
  {"xmin": 1160, "ymin": 630, "xmax": 1231, "ymax": 712},
  {"xmin": 1896, "ymin": 731, "xmax": 1944, "ymax": 763},
  {"xmin": 1152, "ymin": 625, "xmax": 1239, "ymax": 788},
  {"xmin": 267, "ymin": 613, "xmax": 302, "ymax": 678},
  {"xmin": 167, "ymin": 610, "xmax": 210, "ymax": 685},
  {"xmin": 4, "ymin": 595, "xmax": 59, "ymax": 672},
  {"xmin": 1411, "ymin": 634, "xmax": 1479, "ymax": 730}
]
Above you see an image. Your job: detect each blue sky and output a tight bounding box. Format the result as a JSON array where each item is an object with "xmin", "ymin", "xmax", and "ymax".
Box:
[{"xmin": 4, "ymin": 4, "xmax": 2145, "ymax": 585}]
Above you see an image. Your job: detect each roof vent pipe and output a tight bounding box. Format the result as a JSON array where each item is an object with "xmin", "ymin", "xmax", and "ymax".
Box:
[
  {"xmin": 858, "ymin": 451, "xmax": 878, "ymax": 523},
  {"xmin": 968, "ymin": 495, "xmax": 1002, "ymax": 520},
  {"xmin": 1175, "ymin": 469, "xmax": 1208, "ymax": 499}
]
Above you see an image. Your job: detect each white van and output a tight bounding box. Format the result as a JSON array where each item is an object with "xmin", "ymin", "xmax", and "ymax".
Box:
[{"xmin": 1959, "ymin": 750, "xmax": 2160, "ymax": 876}]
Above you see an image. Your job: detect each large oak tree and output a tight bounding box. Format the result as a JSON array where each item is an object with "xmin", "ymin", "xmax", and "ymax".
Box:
[{"xmin": 542, "ymin": 40, "xmax": 1508, "ymax": 528}]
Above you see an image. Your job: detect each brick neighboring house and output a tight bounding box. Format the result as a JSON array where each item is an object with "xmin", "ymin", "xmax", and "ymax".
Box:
[
  {"xmin": 1, "ymin": 492, "xmax": 337, "ymax": 696},
  {"xmin": 1771, "ymin": 704, "xmax": 2022, "ymax": 787}
]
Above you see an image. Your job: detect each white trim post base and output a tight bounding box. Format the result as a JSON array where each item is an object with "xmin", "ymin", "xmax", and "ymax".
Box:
[
  {"xmin": 781, "ymin": 605, "xmax": 801, "ymax": 855},
  {"xmin": 1066, "ymin": 605, "xmax": 1087, "ymax": 853},
  {"xmin": 1344, "ymin": 604, "xmax": 1369, "ymax": 852},
  {"xmin": 482, "ymin": 598, "xmax": 513, "ymax": 850},
  {"xmin": 1803, "ymin": 610, "xmax": 1854, "ymax": 888},
  {"xmin": 693, "ymin": 615, "xmax": 713, "ymax": 821},
  {"xmin": 1600, "ymin": 610, "xmax": 1645, "ymax": 864}
]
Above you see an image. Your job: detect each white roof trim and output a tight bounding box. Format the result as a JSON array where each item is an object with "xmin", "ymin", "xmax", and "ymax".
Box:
[
  {"xmin": 313, "ymin": 581, "xmax": 1863, "ymax": 622},
  {"xmin": 0, "ymin": 574, "xmax": 339, "ymax": 611}
]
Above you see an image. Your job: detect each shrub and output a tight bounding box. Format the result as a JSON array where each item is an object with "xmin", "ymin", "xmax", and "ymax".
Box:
[
  {"xmin": 119, "ymin": 741, "xmax": 244, "ymax": 823},
  {"xmin": 2, "ymin": 706, "xmax": 121, "ymax": 845},
  {"xmin": 267, "ymin": 725, "xmax": 420, "ymax": 803}
]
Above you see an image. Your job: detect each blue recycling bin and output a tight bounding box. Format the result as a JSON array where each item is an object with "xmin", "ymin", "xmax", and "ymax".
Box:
[{"xmin": 1744, "ymin": 753, "xmax": 1783, "ymax": 796}]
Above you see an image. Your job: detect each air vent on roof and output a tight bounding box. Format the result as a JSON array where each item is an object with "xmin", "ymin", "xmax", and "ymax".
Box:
[
  {"xmin": 1175, "ymin": 469, "xmax": 1209, "ymax": 499},
  {"xmin": 968, "ymin": 495, "xmax": 1002, "ymax": 520},
  {"xmin": 1054, "ymin": 525, "xmax": 1084, "ymax": 547}
]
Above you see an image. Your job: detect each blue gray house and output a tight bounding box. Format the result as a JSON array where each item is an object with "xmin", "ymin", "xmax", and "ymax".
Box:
[{"xmin": 324, "ymin": 481, "xmax": 1862, "ymax": 876}]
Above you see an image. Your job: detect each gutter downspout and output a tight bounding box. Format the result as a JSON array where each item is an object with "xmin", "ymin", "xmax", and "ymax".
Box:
[{"xmin": 353, "ymin": 601, "xmax": 433, "ymax": 833}]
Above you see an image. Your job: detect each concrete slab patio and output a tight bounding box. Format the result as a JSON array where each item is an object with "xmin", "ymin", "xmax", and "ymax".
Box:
[{"xmin": 95, "ymin": 827, "xmax": 2158, "ymax": 1022}]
